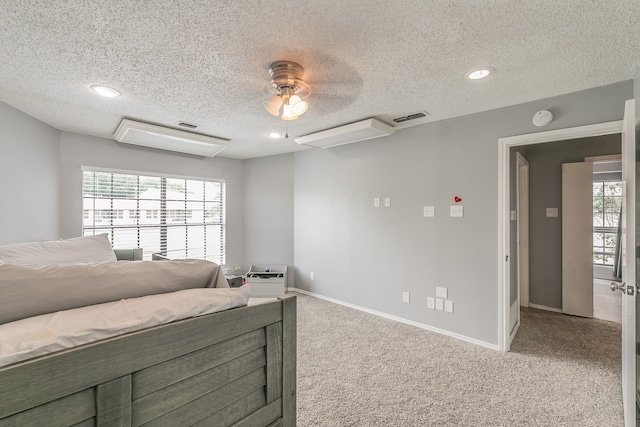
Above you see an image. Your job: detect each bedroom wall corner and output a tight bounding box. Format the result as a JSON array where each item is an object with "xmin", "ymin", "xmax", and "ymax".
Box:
[
  {"xmin": 0, "ymin": 102, "xmax": 60, "ymax": 245},
  {"xmin": 242, "ymin": 153, "xmax": 295, "ymax": 287}
]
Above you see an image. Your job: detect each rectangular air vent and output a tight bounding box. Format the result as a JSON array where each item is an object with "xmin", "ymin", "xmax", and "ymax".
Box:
[
  {"xmin": 393, "ymin": 112, "xmax": 426, "ymax": 123},
  {"xmin": 114, "ymin": 119, "xmax": 227, "ymax": 157},
  {"xmin": 178, "ymin": 122, "xmax": 198, "ymax": 129},
  {"xmin": 295, "ymin": 118, "xmax": 395, "ymax": 149}
]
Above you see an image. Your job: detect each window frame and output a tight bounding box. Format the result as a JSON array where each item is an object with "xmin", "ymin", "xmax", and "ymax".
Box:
[
  {"xmin": 81, "ymin": 167, "xmax": 226, "ymax": 264},
  {"xmin": 592, "ymin": 179, "xmax": 622, "ymax": 266}
]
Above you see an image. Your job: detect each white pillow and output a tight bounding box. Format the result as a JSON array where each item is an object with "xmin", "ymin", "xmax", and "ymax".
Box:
[{"xmin": 0, "ymin": 234, "xmax": 117, "ymax": 265}]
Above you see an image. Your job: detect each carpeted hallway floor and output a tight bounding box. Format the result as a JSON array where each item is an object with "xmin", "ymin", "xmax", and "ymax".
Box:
[{"xmin": 295, "ymin": 293, "xmax": 623, "ymax": 426}]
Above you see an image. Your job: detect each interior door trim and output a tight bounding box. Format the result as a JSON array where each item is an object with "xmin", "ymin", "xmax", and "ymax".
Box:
[{"xmin": 497, "ymin": 120, "xmax": 623, "ymax": 352}]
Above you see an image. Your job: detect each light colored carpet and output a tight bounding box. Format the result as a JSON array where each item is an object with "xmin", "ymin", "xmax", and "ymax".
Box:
[{"xmin": 295, "ymin": 293, "xmax": 623, "ymax": 426}]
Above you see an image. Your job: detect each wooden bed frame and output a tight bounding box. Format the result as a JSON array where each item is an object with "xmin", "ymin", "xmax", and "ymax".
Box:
[{"xmin": 0, "ymin": 295, "xmax": 296, "ymax": 427}]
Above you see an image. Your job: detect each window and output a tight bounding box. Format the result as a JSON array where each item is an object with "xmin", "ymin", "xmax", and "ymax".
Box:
[
  {"xmin": 82, "ymin": 170, "xmax": 225, "ymax": 264},
  {"xmin": 593, "ymin": 181, "xmax": 622, "ymax": 266}
]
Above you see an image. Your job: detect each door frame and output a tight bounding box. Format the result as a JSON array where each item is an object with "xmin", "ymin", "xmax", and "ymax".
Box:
[
  {"xmin": 620, "ymin": 98, "xmax": 636, "ymax": 426},
  {"xmin": 516, "ymin": 153, "xmax": 529, "ymax": 308},
  {"xmin": 497, "ymin": 120, "xmax": 623, "ymax": 352}
]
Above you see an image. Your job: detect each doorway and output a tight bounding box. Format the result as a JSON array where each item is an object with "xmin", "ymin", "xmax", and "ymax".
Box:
[
  {"xmin": 499, "ymin": 100, "xmax": 636, "ymax": 426},
  {"xmin": 498, "ymin": 120, "xmax": 624, "ymax": 352}
]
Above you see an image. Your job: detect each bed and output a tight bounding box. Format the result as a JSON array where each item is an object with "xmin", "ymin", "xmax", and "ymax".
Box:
[{"xmin": 0, "ymin": 235, "xmax": 297, "ymax": 427}]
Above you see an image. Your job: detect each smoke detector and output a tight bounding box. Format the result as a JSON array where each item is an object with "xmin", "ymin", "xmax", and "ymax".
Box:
[{"xmin": 532, "ymin": 110, "xmax": 553, "ymax": 127}]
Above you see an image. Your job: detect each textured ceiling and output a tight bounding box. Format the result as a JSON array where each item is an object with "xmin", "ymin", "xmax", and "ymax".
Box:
[{"xmin": 1, "ymin": 1, "xmax": 639, "ymax": 159}]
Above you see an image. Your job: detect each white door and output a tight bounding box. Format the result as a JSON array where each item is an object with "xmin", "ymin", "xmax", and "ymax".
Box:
[
  {"xmin": 619, "ymin": 98, "xmax": 636, "ymax": 427},
  {"xmin": 562, "ymin": 162, "xmax": 594, "ymax": 318}
]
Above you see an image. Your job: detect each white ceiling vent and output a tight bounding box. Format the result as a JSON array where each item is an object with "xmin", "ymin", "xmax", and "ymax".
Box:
[
  {"xmin": 295, "ymin": 118, "xmax": 395, "ymax": 149},
  {"xmin": 114, "ymin": 119, "xmax": 228, "ymax": 157}
]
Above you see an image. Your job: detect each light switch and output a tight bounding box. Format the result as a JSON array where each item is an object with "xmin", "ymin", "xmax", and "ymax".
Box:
[
  {"xmin": 435, "ymin": 298, "xmax": 444, "ymax": 310},
  {"xmin": 450, "ymin": 205, "xmax": 463, "ymax": 217},
  {"xmin": 436, "ymin": 286, "xmax": 448, "ymax": 299},
  {"xmin": 374, "ymin": 197, "xmax": 380, "ymax": 208},
  {"xmin": 402, "ymin": 292, "xmax": 410, "ymax": 303},
  {"xmin": 546, "ymin": 208, "xmax": 558, "ymax": 217},
  {"xmin": 427, "ymin": 297, "xmax": 435, "ymax": 309},
  {"xmin": 510, "ymin": 210, "xmax": 517, "ymax": 221},
  {"xmin": 423, "ymin": 206, "xmax": 435, "ymax": 217},
  {"xmin": 384, "ymin": 197, "xmax": 391, "ymax": 207},
  {"xmin": 444, "ymin": 300, "xmax": 454, "ymax": 313}
]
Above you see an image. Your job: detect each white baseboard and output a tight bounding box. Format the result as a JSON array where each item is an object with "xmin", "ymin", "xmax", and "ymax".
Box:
[
  {"xmin": 288, "ymin": 287, "xmax": 499, "ymax": 351},
  {"xmin": 528, "ymin": 303, "xmax": 563, "ymax": 313}
]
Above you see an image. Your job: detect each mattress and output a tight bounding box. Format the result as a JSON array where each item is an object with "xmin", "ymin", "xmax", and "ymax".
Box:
[{"xmin": 0, "ymin": 286, "xmax": 250, "ymax": 367}]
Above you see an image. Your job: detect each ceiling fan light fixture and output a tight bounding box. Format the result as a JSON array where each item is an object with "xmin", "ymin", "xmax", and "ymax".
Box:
[
  {"xmin": 281, "ymin": 113, "xmax": 298, "ymax": 121},
  {"xmin": 280, "ymin": 101, "xmax": 298, "ymax": 120},
  {"xmin": 289, "ymin": 95, "xmax": 308, "ymax": 116},
  {"xmin": 264, "ymin": 95, "xmax": 283, "ymax": 116},
  {"xmin": 264, "ymin": 60, "xmax": 310, "ymax": 120}
]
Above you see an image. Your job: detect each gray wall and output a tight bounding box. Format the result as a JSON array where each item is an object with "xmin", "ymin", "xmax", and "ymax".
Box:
[
  {"xmin": 293, "ymin": 81, "xmax": 632, "ymax": 346},
  {"xmin": 526, "ymin": 135, "xmax": 621, "ymax": 310},
  {"xmin": 242, "ymin": 153, "xmax": 294, "ymax": 286},
  {"xmin": 0, "ymin": 102, "xmax": 60, "ymax": 244},
  {"xmin": 58, "ymin": 132, "xmax": 245, "ymax": 270}
]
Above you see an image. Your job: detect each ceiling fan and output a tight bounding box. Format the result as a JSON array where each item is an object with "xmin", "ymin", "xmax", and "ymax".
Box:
[{"xmin": 263, "ymin": 60, "xmax": 311, "ymax": 121}]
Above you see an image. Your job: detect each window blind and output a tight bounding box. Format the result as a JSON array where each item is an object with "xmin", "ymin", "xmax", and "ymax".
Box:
[
  {"xmin": 592, "ymin": 181, "xmax": 621, "ymax": 266},
  {"xmin": 82, "ymin": 170, "xmax": 225, "ymax": 264}
]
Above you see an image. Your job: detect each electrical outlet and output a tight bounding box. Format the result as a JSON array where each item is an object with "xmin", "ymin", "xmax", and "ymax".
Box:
[
  {"xmin": 234, "ymin": 266, "xmax": 241, "ymax": 272},
  {"xmin": 435, "ymin": 298, "xmax": 444, "ymax": 310},
  {"xmin": 310, "ymin": 271, "xmax": 315, "ymax": 280},
  {"xmin": 450, "ymin": 205, "xmax": 463, "ymax": 217},
  {"xmin": 402, "ymin": 292, "xmax": 410, "ymax": 303},
  {"xmin": 444, "ymin": 300, "xmax": 454, "ymax": 313},
  {"xmin": 384, "ymin": 197, "xmax": 391, "ymax": 207},
  {"xmin": 427, "ymin": 297, "xmax": 435, "ymax": 309},
  {"xmin": 423, "ymin": 206, "xmax": 435, "ymax": 217}
]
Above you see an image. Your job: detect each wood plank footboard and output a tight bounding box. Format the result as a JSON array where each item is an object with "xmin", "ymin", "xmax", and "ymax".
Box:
[{"xmin": 0, "ymin": 295, "xmax": 296, "ymax": 427}]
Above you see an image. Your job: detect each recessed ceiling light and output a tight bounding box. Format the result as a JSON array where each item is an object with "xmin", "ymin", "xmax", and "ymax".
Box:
[
  {"xmin": 467, "ymin": 67, "xmax": 495, "ymax": 80},
  {"xmin": 268, "ymin": 131, "xmax": 284, "ymax": 139},
  {"xmin": 90, "ymin": 85, "xmax": 121, "ymax": 97}
]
